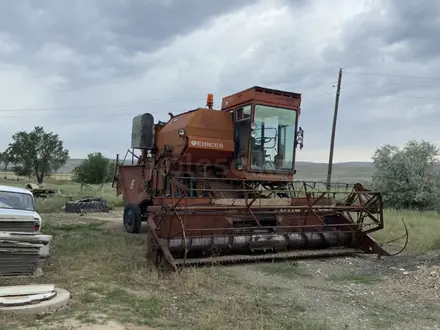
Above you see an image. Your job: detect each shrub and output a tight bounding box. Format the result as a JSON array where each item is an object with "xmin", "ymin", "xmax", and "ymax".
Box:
[
  {"xmin": 372, "ymin": 140, "xmax": 440, "ymax": 211},
  {"xmin": 72, "ymin": 152, "xmax": 112, "ymax": 184}
]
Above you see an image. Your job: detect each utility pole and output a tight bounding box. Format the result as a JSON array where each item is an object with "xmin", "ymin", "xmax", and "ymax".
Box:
[{"xmin": 326, "ymin": 68, "xmax": 343, "ymax": 190}]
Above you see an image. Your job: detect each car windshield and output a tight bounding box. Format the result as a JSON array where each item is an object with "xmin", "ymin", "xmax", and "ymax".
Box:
[{"xmin": 0, "ymin": 190, "xmax": 35, "ymax": 211}]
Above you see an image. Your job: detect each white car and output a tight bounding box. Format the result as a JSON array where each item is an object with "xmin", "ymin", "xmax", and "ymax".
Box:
[
  {"xmin": 0, "ymin": 184, "xmax": 51, "ymax": 265},
  {"xmin": 0, "ymin": 185, "xmax": 42, "ymax": 233}
]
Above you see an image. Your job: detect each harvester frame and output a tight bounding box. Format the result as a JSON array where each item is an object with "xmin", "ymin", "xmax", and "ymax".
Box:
[
  {"xmin": 145, "ymin": 178, "xmax": 390, "ymax": 271},
  {"xmin": 113, "ymin": 86, "xmax": 407, "ymax": 271}
]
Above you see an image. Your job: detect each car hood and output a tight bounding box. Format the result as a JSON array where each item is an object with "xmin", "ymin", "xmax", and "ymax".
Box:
[{"xmin": 0, "ymin": 208, "xmax": 41, "ymax": 220}]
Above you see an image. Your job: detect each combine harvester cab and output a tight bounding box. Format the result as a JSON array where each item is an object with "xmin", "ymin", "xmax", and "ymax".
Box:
[{"xmin": 113, "ymin": 86, "xmax": 407, "ymax": 271}]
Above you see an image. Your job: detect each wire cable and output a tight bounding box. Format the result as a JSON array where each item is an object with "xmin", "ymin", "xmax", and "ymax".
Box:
[
  {"xmin": 341, "ymin": 91, "xmax": 440, "ymax": 101},
  {"xmin": 343, "ymin": 80, "xmax": 440, "ymax": 89},
  {"xmin": 2, "ymin": 69, "xmax": 440, "ymax": 118},
  {"xmin": 0, "ymin": 74, "xmax": 337, "ymax": 113},
  {"xmin": 344, "ymin": 71, "xmax": 440, "ymax": 81},
  {"xmin": 0, "ymin": 86, "xmax": 336, "ymax": 119}
]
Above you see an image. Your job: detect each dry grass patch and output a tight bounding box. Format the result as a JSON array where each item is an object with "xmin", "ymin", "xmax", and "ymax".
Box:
[
  {"xmin": 192, "ymin": 296, "xmax": 323, "ymax": 330},
  {"xmin": 329, "ymin": 272, "xmax": 380, "ymax": 285},
  {"xmin": 2, "ymin": 204, "xmax": 437, "ymax": 329},
  {"xmin": 0, "ymin": 214, "xmax": 328, "ymax": 330},
  {"xmin": 256, "ymin": 261, "xmax": 311, "ymax": 278}
]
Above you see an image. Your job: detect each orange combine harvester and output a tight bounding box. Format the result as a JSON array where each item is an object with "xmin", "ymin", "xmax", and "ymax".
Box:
[{"xmin": 112, "ymin": 86, "xmax": 405, "ymax": 271}]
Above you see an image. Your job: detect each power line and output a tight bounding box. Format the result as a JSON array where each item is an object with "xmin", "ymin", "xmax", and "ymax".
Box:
[
  {"xmin": 343, "ymin": 80, "xmax": 440, "ymax": 89},
  {"xmin": 3, "ymin": 79, "xmax": 433, "ymax": 114},
  {"xmin": 341, "ymin": 92, "xmax": 440, "ymax": 101},
  {"xmin": 5, "ymin": 89, "xmax": 440, "ymax": 119},
  {"xmin": 0, "ymin": 81, "xmax": 335, "ymax": 117},
  {"xmin": 344, "ymin": 71, "xmax": 440, "ymax": 81},
  {"xmin": 0, "ymin": 91, "xmax": 336, "ymax": 119},
  {"xmin": 2, "ymin": 69, "xmax": 439, "ymax": 117},
  {"xmin": 1, "ymin": 112, "xmax": 159, "ymax": 120},
  {"xmin": 0, "ymin": 97, "xmax": 207, "ymax": 113},
  {"xmin": 302, "ymin": 92, "xmax": 335, "ymax": 97},
  {"xmin": 0, "ymin": 74, "xmax": 338, "ymax": 113}
]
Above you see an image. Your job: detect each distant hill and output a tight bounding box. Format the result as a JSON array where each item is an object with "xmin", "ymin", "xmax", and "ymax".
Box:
[
  {"xmin": 60, "ymin": 159, "xmax": 377, "ymax": 183},
  {"xmin": 294, "ymin": 161, "xmax": 375, "ymax": 182},
  {"xmin": 0, "ymin": 158, "xmax": 376, "ymax": 182},
  {"xmin": 56, "ymin": 160, "xmax": 375, "ymax": 175},
  {"xmin": 0, "ymin": 158, "xmax": 134, "ymax": 173}
]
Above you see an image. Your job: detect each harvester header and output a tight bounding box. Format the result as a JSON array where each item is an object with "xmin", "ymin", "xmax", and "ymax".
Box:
[{"xmin": 113, "ymin": 85, "xmax": 407, "ymax": 271}]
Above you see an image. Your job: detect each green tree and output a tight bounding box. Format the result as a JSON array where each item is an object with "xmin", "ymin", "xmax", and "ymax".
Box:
[
  {"xmin": 6, "ymin": 126, "xmax": 69, "ymax": 183},
  {"xmin": 1, "ymin": 150, "xmax": 12, "ymax": 171},
  {"xmin": 72, "ymin": 152, "xmax": 112, "ymax": 184},
  {"xmin": 372, "ymin": 140, "xmax": 440, "ymax": 210},
  {"xmin": 106, "ymin": 161, "xmax": 117, "ymax": 183}
]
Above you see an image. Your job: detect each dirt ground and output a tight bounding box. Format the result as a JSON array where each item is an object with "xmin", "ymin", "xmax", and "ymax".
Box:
[{"xmin": 2, "ymin": 211, "xmax": 440, "ymax": 330}]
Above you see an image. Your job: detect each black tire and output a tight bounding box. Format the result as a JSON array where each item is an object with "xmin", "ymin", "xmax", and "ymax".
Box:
[
  {"xmin": 77, "ymin": 197, "xmax": 105, "ymax": 203},
  {"xmin": 64, "ymin": 198, "xmax": 110, "ymax": 213},
  {"xmin": 123, "ymin": 204, "xmax": 142, "ymax": 234}
]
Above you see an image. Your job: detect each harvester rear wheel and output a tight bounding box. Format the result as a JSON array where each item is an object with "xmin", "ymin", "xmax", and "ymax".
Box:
[{"xmin": 123, "ymin": 204, "xmax": 142, "ymax": 233}]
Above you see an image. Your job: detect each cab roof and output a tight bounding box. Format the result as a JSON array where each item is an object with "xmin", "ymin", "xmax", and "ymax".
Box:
[{"xmin": 221, "ymin": 85, "xmax": 302, "ymax": 110}]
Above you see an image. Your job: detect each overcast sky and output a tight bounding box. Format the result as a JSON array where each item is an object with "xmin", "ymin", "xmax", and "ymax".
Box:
[{"xmin": 0, "ymin": 0, "xmax": 438, "ymax": 162}]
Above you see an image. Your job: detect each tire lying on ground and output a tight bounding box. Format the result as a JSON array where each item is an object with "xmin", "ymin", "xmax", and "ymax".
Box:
[{"xmin": 64, "ymin": 197, "xmax": 110, "ymax": 213}]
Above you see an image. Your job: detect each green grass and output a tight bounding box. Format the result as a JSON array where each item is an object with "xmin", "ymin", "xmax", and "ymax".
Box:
[
  {"xmin": 0, "ymin": 215, "xmax": 330, "ymax": 330},
  {"xmin": 373, "ymin": 209, "xmax": 440, "ymax": 254},
  {"xmin": 0, "ymin": 207, "xmax": 438, "ymax": 329}
]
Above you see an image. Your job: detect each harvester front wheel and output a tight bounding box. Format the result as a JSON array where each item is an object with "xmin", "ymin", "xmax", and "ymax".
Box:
[{"xmin": 123, "ymin": 204, "xmax": 142, "ymax": 233}]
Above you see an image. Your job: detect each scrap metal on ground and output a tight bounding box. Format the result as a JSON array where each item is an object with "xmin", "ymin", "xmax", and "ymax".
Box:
[
  {"xmin": 112, "ymin": 86, "xmax": 408, "ymax": 271},
  {"xmin": 25, "ymin": 183, "xmax": 56, "ymax": 199},
  {"xmin": 0, "ymin": 232, "xmax": 52, "ymax": 277}
]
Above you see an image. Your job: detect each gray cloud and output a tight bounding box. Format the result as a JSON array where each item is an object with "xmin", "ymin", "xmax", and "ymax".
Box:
[
  {"xmin": 383, "ymin": 0, "xmax": 440, "ymax": 60},
  {"xmin": 0, "ymin": 0, "xmax": 439, "ymax": 163}
]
